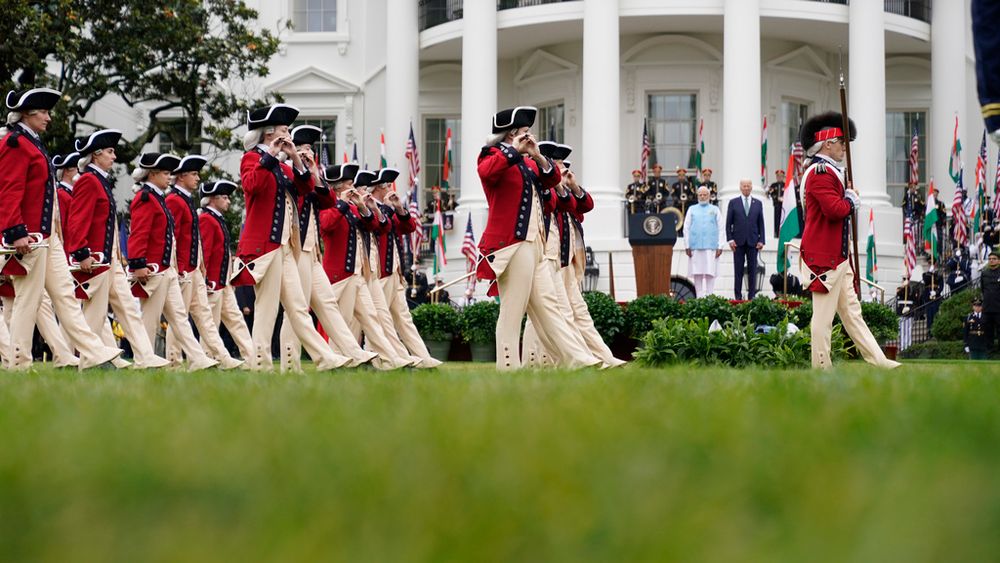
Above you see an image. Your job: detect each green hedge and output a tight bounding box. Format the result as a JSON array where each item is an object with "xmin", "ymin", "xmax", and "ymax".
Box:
[
  {"xmin": 931, "ymin": 288, "xmax": 981, "ymax": 341},
  {"xmin": 411, "ymin": 303, "xmax": 460, "ymax": 342},
  {"xmin": 582, "ymin": 291, "xmax": 626, "ymax": 345},
  {"xmin": 898, "ymin": 340, "xmax": 970, "ymax": 360},
  {"xmin": 790, "ymin": 300, "xmax": 897, "ymax": 345},
  {"xmin": 460, "ymin": 300, "xmax": 501, "ymax": 344},
  {"xmin": 623, "ymin": 294, "xmax": 681, "ymax": 339}
]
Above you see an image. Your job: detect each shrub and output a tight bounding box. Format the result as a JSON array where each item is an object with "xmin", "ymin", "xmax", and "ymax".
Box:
[
  {"xmin": 898, "ymin": 340, "xmax": 971, "ymax": 360},
  {"xmin": 735, "ymin": 296, "xmax": 790, "ymax": 327},
  {"xmin": 633, "ymin": 317, "xmax": 847, "ymax": 369},
  {"xmin": 623, "ymin": 294, "xmax": 682, "ymax": 339},
  {"xmin": 931, "ymin": 288, "xmax": 982, "ymax": 341},
  {"xmin": 791, "ymin": 300, "xmax": 813, "ymax": 329},
  {"xmin": 411, "ymin": 303, "xmax": 460, "ymax": 342},
  {"xmin": 583, "ymin": 291, "xmax": 626, "ymax": 345},
  {"xmin": 460, "ymin": 300, "xmax": 501, "ymax": 344},
  {"xmin": 680, "ymin": 295, "xmax": 736, "ymax": 324},
  {"xmin": 788, "ymin": 299, "xmax": 898, "ymax": 345}
]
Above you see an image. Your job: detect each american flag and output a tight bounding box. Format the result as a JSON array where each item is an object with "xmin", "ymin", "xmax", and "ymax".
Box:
[
  {"xmin": 404, "ymin": 122, "xmax": 424, "ymax": 258},
  {"xmin": 791, "ymin": 141, "xmax": 804, "ymax": 184},
  {"xmin": 405, "ymin": 121, "xmax": 420, "ymax": 188},
  {"xmin": 994, "ymin": 145, "xmax": 1000, "ymax": 218},
  {"xmin": 903, "ymin": 216, "xmax": 916, "ymax": 280},
  {"xmin": 952, "ymin": 171, "xmax": 968, "ymax": 247},
  {"xmin": 909, "ymin": 126, "xmax": 920, "ymax": 186},
  {"xmin": 970, "ymin": 130, "xmax": 987, "ymax": 235},
  {"xmin": 408, "ymin": 186, "xmax": 423, "ymax": 258},
  {"xmin": 461, "ymin": 213, "xmax": 478, "ymax": 299},
  {"xmin": 640, "ymin": 119, "xmax": 650, "ymax": 180}
]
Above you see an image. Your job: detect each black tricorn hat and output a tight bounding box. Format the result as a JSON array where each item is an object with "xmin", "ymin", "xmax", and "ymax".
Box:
[
  {"xmin": 291, "ymin": 124, "xmax": 323, "ymax": 146},
  {"xmin": 138, "ymin": 152, "xmax": 182, "ymax": 171},
  {"xmin": 202, "ymin": 180, "xmax": 237, "ymax": 197},
  {"xmin": 5, "ymin": 87, "xmax": 61, "ymax": 111},
  {"xmin": 374, "ymin": 168, "xmax": 400, "ymax": 185},
  {"xmin": 538, "ymin": 141, "xmax": 572, "ymax": 161},
  {"xmin": 492, "ymin": 106, "xmax": 537, "ymax": 133},
  {"xmin": 354, "ymin": 169, "xmax": 378, "ymax": 188},
  {"xmin": 324, "ymin": 163, "xmax": 360, "ymax": 184},
  {"xmin": 247, "ymin": 103, "xmax": 299, "ymax": 131},
  {"xmin": 75, "ymin": 129, "xmax": 122, "ymax": 156},
  {"xmin": 174, "ymin": 154, "xmax": 208, "ymax": 174},
  {"xmin": 800, "ymin": 111, "xmax": 857, "ymax": 147},
  {"xmin": 52, "ymin": 152, "xmax": 81, "ymax": 170}
]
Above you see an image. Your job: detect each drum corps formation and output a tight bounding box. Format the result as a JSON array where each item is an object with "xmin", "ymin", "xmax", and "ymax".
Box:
[{"xmin": 0, "ymin": 85, "xmax": 902, "ymax": 372}]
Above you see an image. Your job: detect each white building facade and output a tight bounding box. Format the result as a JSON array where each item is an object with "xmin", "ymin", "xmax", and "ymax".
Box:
[{"xmin": 137, "ymin": 0, "xmax": 992, "ymax": 300}]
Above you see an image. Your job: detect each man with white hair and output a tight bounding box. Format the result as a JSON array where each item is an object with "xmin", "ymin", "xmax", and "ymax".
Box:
[
  {"xmin": 725, "ymin": 179, "xmax": 765, "ymax": 300},
  {"xmin": 684, "ymin": 185, "xmax": 727, "ymax": 296},
  {"xmin": 163, "ymin": 155, "xmax": 243, "ymax": 369},
  {"xmin": 0, "ymin": 87, "xmax": 122, "ymax": 369},
  {"xmin": 798, "ymin": 111, "xmax": 900, "ymax": 369},
  {"xmin": 231, "ymin": 103, "xmax": 350, "ymax": 371}
]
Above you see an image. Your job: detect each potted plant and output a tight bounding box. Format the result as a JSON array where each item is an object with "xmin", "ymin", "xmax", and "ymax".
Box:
[
  {"xmin": 460, "ymin": 300, "xmax": 501, "ymax": 362},
  {"xmin": 411, "ymin": 303, "xmax": 459, "ymax": 361}
]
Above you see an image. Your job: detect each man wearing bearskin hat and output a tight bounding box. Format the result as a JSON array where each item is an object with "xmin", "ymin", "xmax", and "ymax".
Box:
[{"xmin": 798, "ymin": 111, "xmax": 900, "ymax": 369}]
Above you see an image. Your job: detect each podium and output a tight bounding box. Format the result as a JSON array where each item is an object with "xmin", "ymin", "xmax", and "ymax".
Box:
[{"xmin": 627, "ymin": 209, "xmax": 681, "ymax": 296}]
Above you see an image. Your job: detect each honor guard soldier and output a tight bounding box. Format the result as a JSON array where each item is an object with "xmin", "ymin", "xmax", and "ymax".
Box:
[
  {"xmin": 369, "ymin": 167, "xmax": 443, "ymax": 368},
  {"xmin": 231, "ymin": 103, "xmax": 350, "ymax": 371},
  {"xmin": 672, "ymin": 167, "xmax": 696, "ymax": 232},
  {"xmin": 319, "ymin": 164, "xmax": 413, "ymax": 370},
  {"xmin": 475, "ymin": 106, "xmax": 600, "ymax": 370},
  {"xmin": 972, "ymin": 0, "xmax": 1000, "ymax": 145},
  {"xmin": 648, "ymin": 163, "xmax": 670, "ymax": 213},
  {"xmin": 0, "ymin": 87, "xmax": 122, "ymax": 370},
  {"xmin": 199, "ymin": 180, "xmax": 256, "ymax": 362},
  {"xmin": 798, "ymin": 112, "xmax": 900, "ymax": 369},
  {"xmin": 278, "ymin": 125, "xmax": 379, "ymax": 372},
  {"xmin": 965, "ymin": 298, "xmax": 989, "ymax": 360},
  {"xmin": 64, "ymin": 130, "xmax": 169, "ymax": 369},
  {"xmin": 53, "ymin": 151, "xmax": 80, "ymax": 237},
  {"xmin": 699, "ymin": 167, "xmax": 719, "ymax": 206},
  {"xmin": 765, "ymin": 170, "xmax": 786, "ymax": 238},
  {"xmin": 128, "ymin": 153, "xmax": 220, "ymax": 371},
  {"xmin": 164, "ymin": 155, "xmax": 243, "ymax": 369},
  {"xmin": 625, "ymin": 169, "xmax": 645, "ymax": 214},
  {"xmin": 902, "ymin": 181, "xmax": 923, "ymax": 220}
]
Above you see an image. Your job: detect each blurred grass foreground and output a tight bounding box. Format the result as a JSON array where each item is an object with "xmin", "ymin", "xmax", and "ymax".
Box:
[{"xmin": 2, "ymin": 361, "xmax": 1000, "ymax": 562}]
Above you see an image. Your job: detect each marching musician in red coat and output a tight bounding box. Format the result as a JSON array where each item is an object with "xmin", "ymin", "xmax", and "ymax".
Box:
[
  {"xmin": 0, "ymin": 87, "xmax": 121, "ymax": 369},
  {"xmin": 799, "ymin": 112, "xmax": 900, "ymax": 369},
  {"xmin": 476, "ymin": 107, "xmax": 599, "ymax": 370},
  {"xmin": 199, "ymin": 180, "xmax": 255, "ymax": 362},
  {"xmin": 233, "ymin": 103, "xmax": 349, "ymax": 371},
  {"xmin": 64, "ymin": 130, "xmax": 168, "ymax": 369},
  {"xmin": 128, "ymin": 152, "xmax": 219, "ymax": 371},
  {"xmin": 277, "ymin": 125, "xmax": 378, "ymax": 372},
  {"xmin": 163, "ymin": 155, "xmax": 242, "ymax": 369},
  {"xmin": 370, "ymin": 167, "xmax": 442, "ymax": 368},
  {"xmin": 318, "ymin": 165, "xmax": 413, "ymax": 369},
  {"xmin": 52, "ymin": 151, "xmax": 80, "ymax": 240}
]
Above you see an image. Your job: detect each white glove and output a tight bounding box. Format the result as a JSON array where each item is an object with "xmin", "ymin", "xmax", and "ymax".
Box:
[
  {"xmin": 844, "ymin": 189, "xmax": 861, "ymax": 207},
  {"xmin": 965, "ymin": 346, "xmax": 970, "ymax": 353},
  {"xmin": 990, "ymin": 129, "xmax": 1000, "ymax": 147}
]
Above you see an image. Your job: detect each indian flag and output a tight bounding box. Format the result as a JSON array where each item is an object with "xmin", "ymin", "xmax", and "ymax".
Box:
[
  {"xmin": 865, "ymin": 208, "xmax": 877, "ymax": 283},
  {"xmin": 776, "ymin": 151, "xmax": 800, "ymax": 274},
  {"xmin": 379, "ymin": 129, "xmax": 388, "ymax": 168},
  {"xmin": 923, "ymin": 178, "xmax": 939, "ymax": 260},
  {"xmin": 432, "ymin": 198, "xmax": 447, "ymax": 274},
  {"xmin": 760, "ymin": 115, "xmax": 767, "ymax": 188},
  {"xmin": 693, "ymin": 116, "xmax": 704, "ymax": 173},
  {"xmin": 441, "ymin": 127, "xmax": 453, "ymax": 192}
]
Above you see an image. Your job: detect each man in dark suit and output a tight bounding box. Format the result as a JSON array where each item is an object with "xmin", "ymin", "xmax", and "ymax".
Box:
[{"xmin": 725, "ymin": 179, "xmax": 766, "ymax": 299}]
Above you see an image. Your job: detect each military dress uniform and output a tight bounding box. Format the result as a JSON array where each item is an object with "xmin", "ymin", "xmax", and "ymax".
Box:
[
  {"xmin": 766, "ymin": 180, "xmax": 784, "ymax": 238},
  {"xmin": 476, "ymin": 106, "xmax": 599, "ymax": 370},
  {"xmin": 699, "ymin": 171, "xmax": 719, "ymax": 207},
  {"xmin": 278, "ymin": 126, "xmax": 380, "ymax": 372},
  {"xmin": 371, "ymin": 168, "xmax": 442, "ymax": 368},
  {"xmin": 199, "ymin": 181, "xmax": 255, "ymax": 362},
  {"xmin": 128, "ymin": 153, "xmax": 218, "ymax": 371},
  {"xmin": 318, "ymin": 165, "xmax": 412, "ymax": 370},
  {"xmin": 0, "ymin": 88, "xmax": 121, "ymax": 370},
  {"xmin": 625, "ymin": 173, "xmax": 647, "ymax": 214},
  {"xmin": 964, "ymin": 303, "xmax": 989, "ymax": 360},
  {"xmin": 231, "ymin": 104, "xmax": 350, "ymax": 371},
  {"xmin": 64, "ymin": 131, "xmax": 168, "ymax": 370},
  {"xmin": 648, "ymin": 174, "xmax": 669, "ymax": 213},
  {"xmin": 972, "ymin": 0, "xmax": 1000, "ymax": 142},
  {"xmin": 163, "ymin": 156, "xmax": 242, "ymax": 369},
  {"xmin": 798, "ymin": 112, "xmax": 900, "ymax": 369}
]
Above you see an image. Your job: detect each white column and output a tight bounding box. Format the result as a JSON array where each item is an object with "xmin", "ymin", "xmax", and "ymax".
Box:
[
  {"xmin": 385, "ymin": 0, "xmax": 420, "ymax": 174},
  {"xmin": 721, "ymin": 0, "xmax": 761, "ymax": 200},
  {"xmin": 931, "ymin": 0, "xmax": 966, "ymax": 200},
  {"xmin": 458, "ymin": 1, "xmax": 498, "ymax": 211},
  {"xmin": 849, "ymin": 0, "xmax": 890, "ymax": 207},
  {"xmin": 580, "ymin": 0, "xmax": 621, "ymax": 242}
]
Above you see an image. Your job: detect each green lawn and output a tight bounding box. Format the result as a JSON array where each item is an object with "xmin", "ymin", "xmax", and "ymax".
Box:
[{"xmin": 2, "ymin": 361, "xmax": 1000, "ymax": 562}]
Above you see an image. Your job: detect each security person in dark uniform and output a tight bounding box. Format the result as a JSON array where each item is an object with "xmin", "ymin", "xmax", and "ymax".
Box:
[
  {"xmin": 648, "ymin": 163, "xmax": 670, "ymax": 213},
  {"xmin": 765, "ymin": 169, "xmax": 786, "ymax": 238},
  {"xmin": 972, "ymin": 0, "xmax": 1000, "ymax": 146},
  {"xmin": 965, "ymin": 298, "xmax": 989, "ymax": 359},
  {"xmin": 981, "ymin": 250, "xmax": 1000, "ymax": 351},
  {"xmin": 699, "ymin": 167, "xmax": 719, "ymax": 206},
  {"xmin": 902, "ymin": 182, "xmax": 923, "ymax": 220},
  {"xmin": 625, "ymin": 169, "xmax": 645, "ymax": 214}
]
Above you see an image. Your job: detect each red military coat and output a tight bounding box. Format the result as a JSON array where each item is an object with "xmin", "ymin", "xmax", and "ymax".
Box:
[
  {"xmin": 237, "ymin": 147, "xmax": 314, "ymax": 261},
  {"xmin": 296, "ymin": 184, "xmax": 337, "ymax": 248},
  {"xmin": 166, "ymin": 189, "xmax": 201, "ymax": 274},
  {"xmin": 799, "ymin": 155, "xmax": 854, "ymax": 293},
  {"xmin": 555, "ymin": 189, "xmax": 594, "ymax": 268},
  {"xmin": 0, "ymin": 124, "xmax": 57, "ymax": 248},
  {"xmin": 127, "ymin": 185, "xmax": 175, "ymax": 271},
  {"xmin": 319, "ymin": 201, "xmax": 376, "ymax": 284},
  {"xmin": 65, "ymin": 168, "xmax": 118, "ymax": 263},
  {"xmin": 56, "ymin": 183, "xmax": 73, "ymax": 246},
  {"xmin": 475, "ymin": 143, "xmax": 560, "ymax": 281},
  {"xmin": 375, "ymin": 202, "xmax": 419, "ymax": 279},
  {"xmin": 199, "ymin": 207, "xmax": 231, "ymax": 290}
]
